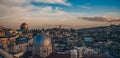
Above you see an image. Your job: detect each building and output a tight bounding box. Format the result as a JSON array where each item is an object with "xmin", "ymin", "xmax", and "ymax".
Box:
[
  {"xmin": 20, "ymin": 23, "xmax": 29, "ymax": 33},
  {"xmin": 20, "ymin": 23, "xmax": 28, "ymax": 30},
  {"xmin": 83, "ymin": 37, "xmax": 93, "ymax": 47},
  {"xmin": 70, "ymin": 49, "xmax": 77, "ymax": 58},
  {"xmin": 0, "ymin": 26, "xmax": 6, "ymax": 37},
  {"xmin": 0, "ymin": 38, "xmax": 8, "ymax": 48},
  {"xmin": 33, "ymin": 33, "xmax": 52, "ymax": 58}
]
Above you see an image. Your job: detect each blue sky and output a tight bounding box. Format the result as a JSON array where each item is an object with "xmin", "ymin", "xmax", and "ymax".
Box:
[
  {"xmin": 31, "ymin": 0, "xmax": 120, "ymax": 14},
  {"xmin": 0, "ymin": 0, "xmax": 120, "ymax": 29}
]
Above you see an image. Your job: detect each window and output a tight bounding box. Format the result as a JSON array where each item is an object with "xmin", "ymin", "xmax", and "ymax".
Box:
[
  {"xmin": 43, "ymin": 50, "xmax": 46, "ymax": 53},
  {"xmin": 36, "ymin": 50, "xmax": 38, "ymax": 53}
]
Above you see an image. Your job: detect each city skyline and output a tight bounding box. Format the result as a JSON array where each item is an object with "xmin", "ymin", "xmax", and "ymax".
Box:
[{"xmin": 0, "ymin": 0, "xmax": 120, "ymax": 29}]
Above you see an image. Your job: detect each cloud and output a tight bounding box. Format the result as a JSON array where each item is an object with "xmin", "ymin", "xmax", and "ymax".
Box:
[
  {"xmin": 34, "ymin": 6, "xmax": 69, "ymax": 17},
  {"xmin": 80, "ymin": 16, "xmax": 120, "ymax": 22},
  {"xmin": 33, "ymin": 0, "xmax": 71, "ymax": 6},
  {"xmin": 79, "ymin": 3, "xmax": 91, "ymax": 9},
  {"xmin": 105, "ymin": 12, "xmax": 120, "ymax": 17},
  {"xmin": 0, "ymin": 0, "xmax": 30, "ymax": 6},
  {"xmin": 0, "ymin": 2, "xmax": 71, "ymax": 21},
  {"xmin": 0, "ymin": 0, "xmax": 71, "ymax": 6},
  {"xmin": 79, "ymin": 5, "xmax": 90, "ymax": 9},
  {"xmin": 0, "ymin": 0, "xmax": 84, "ymax": 20}
]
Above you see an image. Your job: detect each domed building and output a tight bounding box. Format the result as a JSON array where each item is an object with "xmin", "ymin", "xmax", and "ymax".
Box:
[
  {"xmin": 33, "ymin": 33, "xmax": 52, "ymax": 58},
  {"xmin": 20, "ymin": 22, "xmax": 28, "ymax": 30}
]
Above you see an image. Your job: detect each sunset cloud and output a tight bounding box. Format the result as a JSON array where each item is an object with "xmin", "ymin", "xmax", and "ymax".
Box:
[
  {"xmin": 0, "ymin": 0, "xmax": 120, "ymax": 28},
  {"xmin": 0, "ymin": 0, "xmax": 70, "ymax": 20},
  {"xmin": 0, "ymin": 0, "xmax": 29, "ymax": 6},
  {"xmin": 80, "ymin": 16, "xmax": 120, "ymax": 22}
]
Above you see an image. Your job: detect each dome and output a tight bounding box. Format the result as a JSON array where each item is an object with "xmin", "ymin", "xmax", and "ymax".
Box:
[
  {"xmin": 20, "ymin": 22, "xmax": 28, "ymax": 30},
  {"xmin": 34, "ymin": 33, "xmax": 51, "ymax": 46}
]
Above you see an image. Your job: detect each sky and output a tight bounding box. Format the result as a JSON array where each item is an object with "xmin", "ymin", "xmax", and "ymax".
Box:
[{"xmin": 0, "ymin": 0, "xmax": 120, "ymax": 29}]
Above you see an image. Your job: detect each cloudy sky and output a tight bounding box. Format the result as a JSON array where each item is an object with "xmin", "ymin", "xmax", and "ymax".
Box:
[{"xmin": 0, "ymin": 0, "xmax": 120, "ymax": 29}]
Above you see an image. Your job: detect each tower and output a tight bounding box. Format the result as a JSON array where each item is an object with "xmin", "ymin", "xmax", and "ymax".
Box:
[
  {"xmin": 70, "ymin": 49, "xmax": 77, "ymax": 58},
  {"xmin": 59, "ymin": 25, "xmax": 61, "ymax": 30}
]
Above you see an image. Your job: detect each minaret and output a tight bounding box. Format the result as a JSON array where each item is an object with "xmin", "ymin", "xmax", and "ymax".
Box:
[{"xmin": 59, "ymin": 25, "xmax": 61, "ymax": 30}]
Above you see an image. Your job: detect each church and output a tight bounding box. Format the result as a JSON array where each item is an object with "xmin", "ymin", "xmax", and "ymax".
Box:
[
  {"xmin": 33, "ymin": 32, "xmax": 52, "ymax": 58},
  {"xmin": 32, "ymin": 33, "xmax": 71, "ymax": 58}
]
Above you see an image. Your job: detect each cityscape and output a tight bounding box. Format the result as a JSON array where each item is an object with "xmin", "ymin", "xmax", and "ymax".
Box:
[
  {"xmin": 0, "ymin": 0, "xmax": 120, "ymax": 58},
  {"xmin": 0, "ymin": 23, "xmax": 120, "ymax": 58}
]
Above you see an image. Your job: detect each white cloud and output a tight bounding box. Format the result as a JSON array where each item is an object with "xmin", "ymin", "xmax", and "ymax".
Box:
[
  {"xmin": 0, "ymin": 0, "xmax": 72, "ymax": 20},
  {"xmin": 0, "ymin": 0, "xmax": 71, "ymax": 6},
  {"xmin": 0, "ymin": 3, "xmax": 70, "ymax": 20},
  {"xmin": 38, "ymin": 6, "xmax": 68, "ymax": 16},
  {"xmin": 0, "ymin": 0, "xmax": 76, "ymax": 21},
  {"xmin": 33, "ymin": 0, "xmax": 71, "ymax": 6},
  {"xmin": 79, "ymin": 5, "xmax": 90, "ymax": 9}
]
